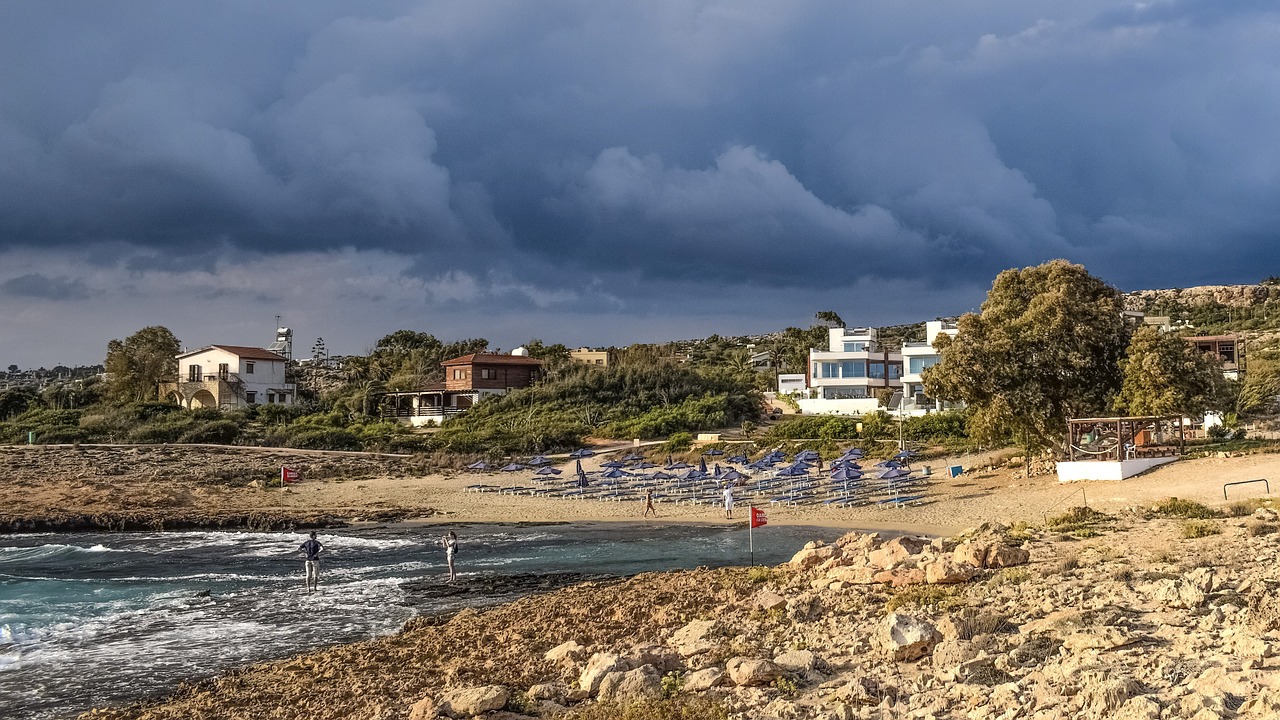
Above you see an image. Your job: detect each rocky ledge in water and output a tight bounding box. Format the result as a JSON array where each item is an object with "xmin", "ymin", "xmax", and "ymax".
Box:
[
  {"xmin": 0, "ymin": 510, "xmax": 358, "ymax": 533},
  {"xmin": 81, "ymin": 503, "xmax": 1280, "ymax": 720}
]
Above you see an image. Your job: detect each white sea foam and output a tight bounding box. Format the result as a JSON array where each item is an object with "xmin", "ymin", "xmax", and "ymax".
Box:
[{"xmin": 0, "ymin": 544, "xmax": 124, "ymax": 563}]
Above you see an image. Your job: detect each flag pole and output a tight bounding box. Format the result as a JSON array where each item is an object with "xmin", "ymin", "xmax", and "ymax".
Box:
[{"xmin": 749, "ymin": 504, "xmax": 754, "ymax": 567}]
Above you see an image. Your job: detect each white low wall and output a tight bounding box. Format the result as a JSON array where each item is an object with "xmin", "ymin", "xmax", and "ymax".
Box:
[
  {"xmin": 795, "ymin": 397, "xmax": 882, "ymax": 415},
  {"xmin": 1056, "ymin": 456, "xmax": 1179, "ymax": 482}
]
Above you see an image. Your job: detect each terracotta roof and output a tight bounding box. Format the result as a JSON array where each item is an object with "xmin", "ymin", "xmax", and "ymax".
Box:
[
  {"xmin": 441, "ymin": 353, "xmax": 544, "ymax": 367},
  {"xmin": 177, "ymin": 345, "xmax": 288, "ymax": 361}
]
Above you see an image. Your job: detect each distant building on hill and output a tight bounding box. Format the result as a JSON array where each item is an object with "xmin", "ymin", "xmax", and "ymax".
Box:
[
  {"xmin": 570, "ymin": 347, "xmax": 609, "ymax": 367},
  {"xmin": 379, "ymin": 351, "xmax": 544, "ymax": 426},
  {"xmin": 1185, "ymin": 334, "xmax": 1245, "ymax": 380},
  {"xmin": 161, "ymin": 345, "xmax": 294, "ymax": 410}
]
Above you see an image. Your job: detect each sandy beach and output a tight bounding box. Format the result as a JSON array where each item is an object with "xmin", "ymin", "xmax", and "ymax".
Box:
[{"xmin": 1, "ymin": 443, "xmax": 1275, "ymax": 535}]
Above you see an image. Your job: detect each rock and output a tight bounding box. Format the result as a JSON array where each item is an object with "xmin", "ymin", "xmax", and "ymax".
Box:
[
  {"xmin": 867, "ymin": 536, "xmax": 927, "ymax": 569},
  {"xmin": 882, "ymin": 613, "xmax": 941, "ymax": 661},
  {"xmin": 668, "ymin": 619, "xmax": 718, "ymax": 657},
  {"xmin": 1078, "ymin": 672, "xmax": 1140, "ymax": 717},
  {"xmin": 544, "ymin": 640, "xmax": 587, "ymax": 667},
  {"xmin": 924, "ymin": 558, "xmax": 976, "ymax": 585},
  {"xmin": 579, "ymin": 653, "xmax": 630, "ymax": 695},
  {"xmin": 755, "ymin": 590, "xmax": 788, "ymax": 612},
  {"xmin": 984, "ymin": 543, "xmax": 1030, "ymax": 568},
  {"xmin": 623, "ymin": 644, "xmax": 684, "ymax": 673},
  {"xmin": 931, "ymin": 639, "xmax": 981, "ymax": 670},
  {"xmin": 407, "ymin": 695, "xmax": 438, "ymax": 720},
  {"xmin": 937, "ymin": 609, "xmax": 1004, "ymax": 641},
  {"xmin": 526, "ymin": 683, "xmax": 562, "ymax": 702},
  {"xmin": 439, "ymin": 685, "xmax": 509, "ymax": 717},
  {"xmin": 952, "ymin": 540, "xmax": 990, "ymax": 568},
  {"xmin": 683, "ymin": 667, "xmax": 726, "ymax": 692},
  {"xmin": 872, "ymin": 568, "xmax": 925, "ymax": 586},
  {"xmin": 1148, "ymin": 578, "xmax": 1206, "ymax": 609},
  {"xmin": 725, "ymin": 656, "xmax": 783, "ymax": 686},
  {"xmin": 955, "ymin": 655, "xmax": 1011, "ymax": 686},
  {"xmin": 597, "ymin": 665, "xmax": 663, "ymax": 703},
  {"xmin": 773, "ymin": 649, "xmax": 819, "ymax": 673},
  {"xmin": 1063, "ymin": 627, "xmax": 1133, "ymax": 651},
  {"xmin": 1114, "ymin": 695, "xmax": 1161, "ymax": 720},
  {"xmin": 1253, "ymin": 507, "xmax": 1279, "ymax": 522},
  {"xmin": 825, "ymin": 565, "xmax": 878, "ymax": 585},
  {"xmin": 790, "ymin": 541, "xmax": 837, "ymax": 570}
]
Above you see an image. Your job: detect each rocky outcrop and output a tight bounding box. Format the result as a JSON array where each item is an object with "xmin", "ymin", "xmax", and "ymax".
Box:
[
  {"xmin": 725, "ymin": 657, "xmax": 782, "ymax": 686},
  {"xmin": 1125, "ymin": 283, "xmax": 1278, "ymax": 311},
  {"xmin": 596, "ymin": 666, "xmax": 661, "ymax": 702},
  {"xmin": 438, "ymin": 685, "xmax": 509, "ymax": 717}
]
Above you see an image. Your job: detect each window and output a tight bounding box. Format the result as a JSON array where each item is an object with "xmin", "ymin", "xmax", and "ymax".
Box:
[
  {"xmin": 824, "ymin": 387, "xmax": 867, "ymax": 399},
  {"xmin": 245, "ymin": 361, "xmax": 255, "ymax": 374},
  {"xmin": 908, "ymin": 356, "xmax": 938, "ymax": 374},
  {"xmin": 479, "ymin": 368, "xmax": 496, "ymax": 380},
  {"xmin": 868, "ymin": 362, "xmax": 885, "ymax": 379},
  {"xmin": 842, "ymin": 342, "xmax": 868, "ymax": 352},
  {"xmin": 267, "ymin": 393, "xmax": 276, "ymax": 404},
  {"xmin": 888, "ymin": 363, "xmax": 902, "ymax": 380},
  {"xmin": 840, "ymin": 360, "xmax": 865, "ymax": 378},
  {"xmin": 453, "ymin": 368, "xmax": 468, "ymax": 380},
  {"xmin": 819, "ymin": 362, "xmax": 840, "ymax": 378},
  {"xmin": 217, "ymin": 363, "xmax": 229, "ymax": 379},
  {"xmin": 246, "ymin": 391, "xmax": 257, "ymax": 404},
  {"xmin": 187, "ymin": 364, "xmax": 202, "ymax": 382}
]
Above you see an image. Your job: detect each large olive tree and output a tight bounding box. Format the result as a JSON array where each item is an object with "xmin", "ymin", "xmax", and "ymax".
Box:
[{"xmin": 923, "ymin": 260, "xmax": 1130, "ymax": 456}]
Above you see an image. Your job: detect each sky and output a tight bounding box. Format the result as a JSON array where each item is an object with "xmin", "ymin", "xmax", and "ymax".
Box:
[{"xmin": 2, "ymin": 1, "xmax": 1278, "ymax": 368}]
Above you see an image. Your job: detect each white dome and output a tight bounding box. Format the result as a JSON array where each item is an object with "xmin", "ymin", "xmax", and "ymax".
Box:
[{"xmin": 510, "ymin": 346, "xmax": 529, "ymax": 356}]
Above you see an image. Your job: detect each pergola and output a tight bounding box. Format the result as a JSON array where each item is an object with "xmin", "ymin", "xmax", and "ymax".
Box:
[{"xmin": 1066, "ymin": 415, "xmax": 1184, "ymax": 462}]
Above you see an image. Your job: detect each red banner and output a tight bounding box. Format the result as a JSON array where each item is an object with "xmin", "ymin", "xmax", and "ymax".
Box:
[
  {"xmin": 281, "ymin": 467, "xmax": 300, "ymax": 484},
  {"xmin": 750, "ymin": 506, "xmax": 767, "ymax": 528}
]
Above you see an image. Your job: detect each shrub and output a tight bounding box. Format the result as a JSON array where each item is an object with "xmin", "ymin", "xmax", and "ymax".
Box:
[
  {"xmin": 1247, "ymin": 522, "xmax": 1278, "ymax": 536},
  {"xmin": 1151, "ymin": 497, "xmax": 1221, "ymax": 519},
  {"xmin": 559, "ymin": 698, "xmax": 729, "ymax": 720},
  {"xmin": 663, "ymin": 432, "xmax": 694, "ymax": 452},
  {"xmin": 286, "ymin": 428, "xmax": 362, "ymax": 451},
  {"xmin": 1181, "ymin": 520, "xmax": 1222, "ymax": 539},
  {"xmin": 178, "ymin": 419, "xmax": 242, "ymax": 444},
  {"xmin": 885, "ymin": 584, "xmax": 964, "ymax": 613},
  {"xmin": 1046, "ymin": 506, "xmax": 1111, "ymax": 534}
]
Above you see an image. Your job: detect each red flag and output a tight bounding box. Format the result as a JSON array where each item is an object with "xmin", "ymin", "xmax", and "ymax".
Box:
[
  {"xmin": 750, "ymin": 506, "xmax": 767, "ymax": 529},
  {"xmin": 281, "ymin": 467, "xmax": 300, "ymax": 484}
]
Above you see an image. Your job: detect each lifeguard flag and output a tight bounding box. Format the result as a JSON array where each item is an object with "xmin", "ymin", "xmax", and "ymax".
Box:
[
  {"xmin": 750, "ymin": 507, "xmax": 767, "ymax": 529},
  {"xmin": 281, "ymin": 467, "xmax": 300, "ymax": 484}
]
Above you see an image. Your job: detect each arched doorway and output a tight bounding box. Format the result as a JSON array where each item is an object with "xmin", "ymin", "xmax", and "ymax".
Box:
[{"xmin": 189, "ymin": 390, "xmax": 217, "ymax": 409}]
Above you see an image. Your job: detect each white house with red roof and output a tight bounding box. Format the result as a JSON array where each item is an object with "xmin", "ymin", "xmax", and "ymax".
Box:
[{"xmin": 162, "ymin": 345, "xmax": 295, "ymax": 410}]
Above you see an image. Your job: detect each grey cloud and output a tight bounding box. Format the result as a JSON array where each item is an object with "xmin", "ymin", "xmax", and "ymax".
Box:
[{"xmin": 1, "ymin": 273, "xmax": 92, "ymax": 301}]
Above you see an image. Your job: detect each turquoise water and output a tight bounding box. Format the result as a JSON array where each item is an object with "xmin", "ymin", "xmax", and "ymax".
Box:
[{"xmin": 0, "ymin": 522, "xmax": 845, "ymax": 719}]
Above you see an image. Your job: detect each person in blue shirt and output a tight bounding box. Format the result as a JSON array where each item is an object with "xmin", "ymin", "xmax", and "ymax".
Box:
[{"xmin": 299, "ymin": 531, "xmax": 323, "ymax": 593}]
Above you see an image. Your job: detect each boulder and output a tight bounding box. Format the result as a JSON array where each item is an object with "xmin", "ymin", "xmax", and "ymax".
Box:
[
  {"xmin": 755, "ymin": 590, "xmax": 788, "ymax": 612},
  {"xmin": 825, "ymin": 565, "xmax": 878, "ymax": 585},
  {"xmin": 668, "ymin": 619, "xmax": 718, "ymax": 657},
  {"xmin": 526, "ymin": 683, "xmax": 563, "ymax": 702},
  {"xmin": 439, "ymin": 685, "xmax": 509, "ymax": 718},
  {"xmin": 790, "ymin": 541, "xmax": 837, "ymax": 570},
  {"xmin": 924, "ymin": 558, "xmax": 976, "ymax": 585},
  {"xmin": 544, "ymin": 640, "xmax": 587, "ymax": 667},
  {"xmin": 985, "ymin": 543, "xmax": 1030, "ymax": 568},
  {"xmin": 1114, "ymin": 696, "xmax": 1161, "ymax": 720},
  {"xmin": 931, "ymin": 639, "xmax": 981, "ymax": 671},
  {"xmin": 872, "ymin": 567, "xmax": 926, "ymax": 586},
  {"xmin": 579, "ymin": 653, "xmax": 630, "ymax": 695},
  {"xmin": 882, "ymin": 613, "xmax": 941, "ymax": 661},
  {"xmin": 597, "ymin": 665, "xmax": 663, "ymax": 703},
  {"xmin": 408, "ymin": 695, "xmax": 438, "ymax": 720},
  {"xmin": 1078, "ymin": 672, "xmax": 1141, "ymax": 717},
  {"xmin": 867, "ymin": 536, "xmax": 926, "ymax": 569},
  {"xmin": 1063, "ymin": 627, "xmax": 1132, "ymax": 651},
  {"xmin": 623, "ymin": 644, "xmax": 684, "ymax": 673},
  {"xmin": 1253, "ymin": 507, "xmax": 1279, "ymax": 522},
  {"xmin": 1148, "ymin": 578, "xmax": 1206, "ymax": 610},
  {"xmin": 952, "ymin": 540, "xmax": 990, "ymax": 568},
  {"xmin": 773, "ymin": 649, "xmax": 819, "ymax": 673},
  {"xmin": 725, "ymin": 656, "xmax": 783, "ymax": 686},
  {"xmin": 682, "ymin": 667, "xmax": 726, "ymax": 692}
]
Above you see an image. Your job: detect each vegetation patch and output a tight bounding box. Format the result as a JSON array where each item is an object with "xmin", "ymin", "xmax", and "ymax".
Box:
[
  {"xmin": 1181, "ymin": 520, "xmax": 1223, "ymax": 539},
  {"xmin": 556, "ymin": 698, "xmax": 730, "ymax": 720},
  {"xmin": 1150, "ymin": 497, "xmax": 1222, "ymax": 519},
  {"xmin": 1046, "ymin": 506, "xmax": 1111, "ymax": 535},
  {"xmin": 885, "ymin": 584, "xmax": 965, "ymax": 614}
]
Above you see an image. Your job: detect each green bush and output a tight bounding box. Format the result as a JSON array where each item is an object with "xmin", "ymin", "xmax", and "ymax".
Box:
[
  {"xmin": 285, "ymin": 427, "xmax": 362, "ymax": 451},
  {"xmin": 1150, "ymin": 497, "xmax": 1221, "ymax": 519},
  {"xmin": 178, "ymin": 419, "xmax": 242, "ymax": 444}
]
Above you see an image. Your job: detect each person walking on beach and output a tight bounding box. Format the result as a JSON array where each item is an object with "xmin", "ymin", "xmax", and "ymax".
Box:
[
  {"xmin": 643, "ymin": 487, "xmax": 657, "ymax": 518},
  {"xmin": 722, "ymin": 482, "xmax": 734, "ymax": 520},
  {"xmin": 441, "ymin": 531, "xmax": 458, "ymax": 582},
  {"xmin": 299, "ymin": 531, "xmax": 323, "ymax": 593}
]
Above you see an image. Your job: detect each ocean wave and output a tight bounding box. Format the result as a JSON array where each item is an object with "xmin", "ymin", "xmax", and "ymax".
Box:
[{"xmin": 0, "ymin": 543, "xmax": 126, "ymax": 563}]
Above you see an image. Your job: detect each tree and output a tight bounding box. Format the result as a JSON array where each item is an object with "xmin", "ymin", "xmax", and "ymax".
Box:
[
  {"xmin": 923, "ymin": 260, "xmax": 1130, "ymax": 456},
  {"xmin": 815, "ymin": 310, "xmax": 846, "ymax": 328},
  {"xmin": 1237, "ymin": 361, "xmax": 1280, "ymax": 415},
  {"xmin": 6, "ymin": 364, "xmax": 17, "ymax": 373},
  {"xmin": 1113, "ymin": 327, "xmax": 1226, "ymax": 417},
  {"xmin": 104, "ymin": 326, "xmax": 181, "ymax": 403}
]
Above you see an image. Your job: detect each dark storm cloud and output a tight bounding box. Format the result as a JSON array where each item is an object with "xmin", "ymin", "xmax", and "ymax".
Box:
[{"xmin": 1, "ymin": 0, "xmax": 1279, "ymax": 322}]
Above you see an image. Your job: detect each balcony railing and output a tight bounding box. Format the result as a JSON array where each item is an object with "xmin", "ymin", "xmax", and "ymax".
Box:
[{"xmin": 380, "ymin": 406, "xmax": 467, "ymax": 418}]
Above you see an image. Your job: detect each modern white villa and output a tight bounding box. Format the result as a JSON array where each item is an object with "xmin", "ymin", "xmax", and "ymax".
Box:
[
  {"xmin": 161, "ymin": 345, "xmax": 295, "ymax": 410},
  {"xmin": 782, "ymin": 321, "xmax": 960, "ymax": 416},
  {"xmin": 796, "ymin": 327, "xmax": 904, "ymax": 415}
]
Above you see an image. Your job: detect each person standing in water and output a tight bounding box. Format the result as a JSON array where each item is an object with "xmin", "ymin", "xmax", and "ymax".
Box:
[
  {"xmin": 299, "ymin": 531, "xmax": 323, "ymax": 593},
  {"xmin": 441, "ymin": 531, "xmax": 458, "ymax": 582},
  {"xmin": 643, "ymin": 487, "xmax": 657, "ymax": 518}
]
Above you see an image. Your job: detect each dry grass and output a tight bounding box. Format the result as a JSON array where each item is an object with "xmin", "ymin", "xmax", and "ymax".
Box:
[
  {"xmin": 1151, "ymin": 497, "xmax": 1221, "ymax": 519},
  {"xmin": 1180, "ymin": 520, "xmax": 1222, "ymax": 539}
]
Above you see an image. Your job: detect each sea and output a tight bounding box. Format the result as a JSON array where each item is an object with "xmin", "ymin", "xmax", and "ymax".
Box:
[{"xmin": 0, "ymin": 522, "xmax": 847, "ymax": 719}]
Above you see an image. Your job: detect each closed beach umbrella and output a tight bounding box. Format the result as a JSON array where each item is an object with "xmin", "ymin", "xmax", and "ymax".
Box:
[
  {"xmin": 576, "ymin": 459, "xmax": 589, "ymax": 487},
  {"xmin": 698, "ymin": 457, "xmax": 708, "ymax": 474}
]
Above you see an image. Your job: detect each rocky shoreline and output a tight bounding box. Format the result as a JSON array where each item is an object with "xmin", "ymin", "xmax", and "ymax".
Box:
[
  {"xmin": 78, "ymin": 502, "xmax": 1280, "ymax": 720},
  {"xmin": 0, "ymin": 510, "xmax": 361, "ymax": 533}
]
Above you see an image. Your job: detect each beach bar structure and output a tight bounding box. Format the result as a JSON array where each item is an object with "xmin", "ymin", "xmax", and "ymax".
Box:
[{"xmin": 1057, "ymin": 415, "xmax": 1184, "ymax": 482}]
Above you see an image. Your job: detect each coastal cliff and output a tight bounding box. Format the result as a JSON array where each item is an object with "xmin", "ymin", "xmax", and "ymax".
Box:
[{"xmin": 80, "ymin": 506, "xmax": 1280, "ymax": 720}]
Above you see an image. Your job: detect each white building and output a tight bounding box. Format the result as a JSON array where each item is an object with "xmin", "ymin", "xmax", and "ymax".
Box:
[
  {"xmin": 796, "ymin": 327, "xmax": 904, "ymax": 415},
  {"xmin": 777, "ymin": 373, "xmax": 807, "ymax": 395},
  {"xmin": 163, "ymin": 345, "xmax": 295, "ymax": 410},
  {"xmin": 899, "ymin": 320, "xmax": 960, "ymax": 415}
]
